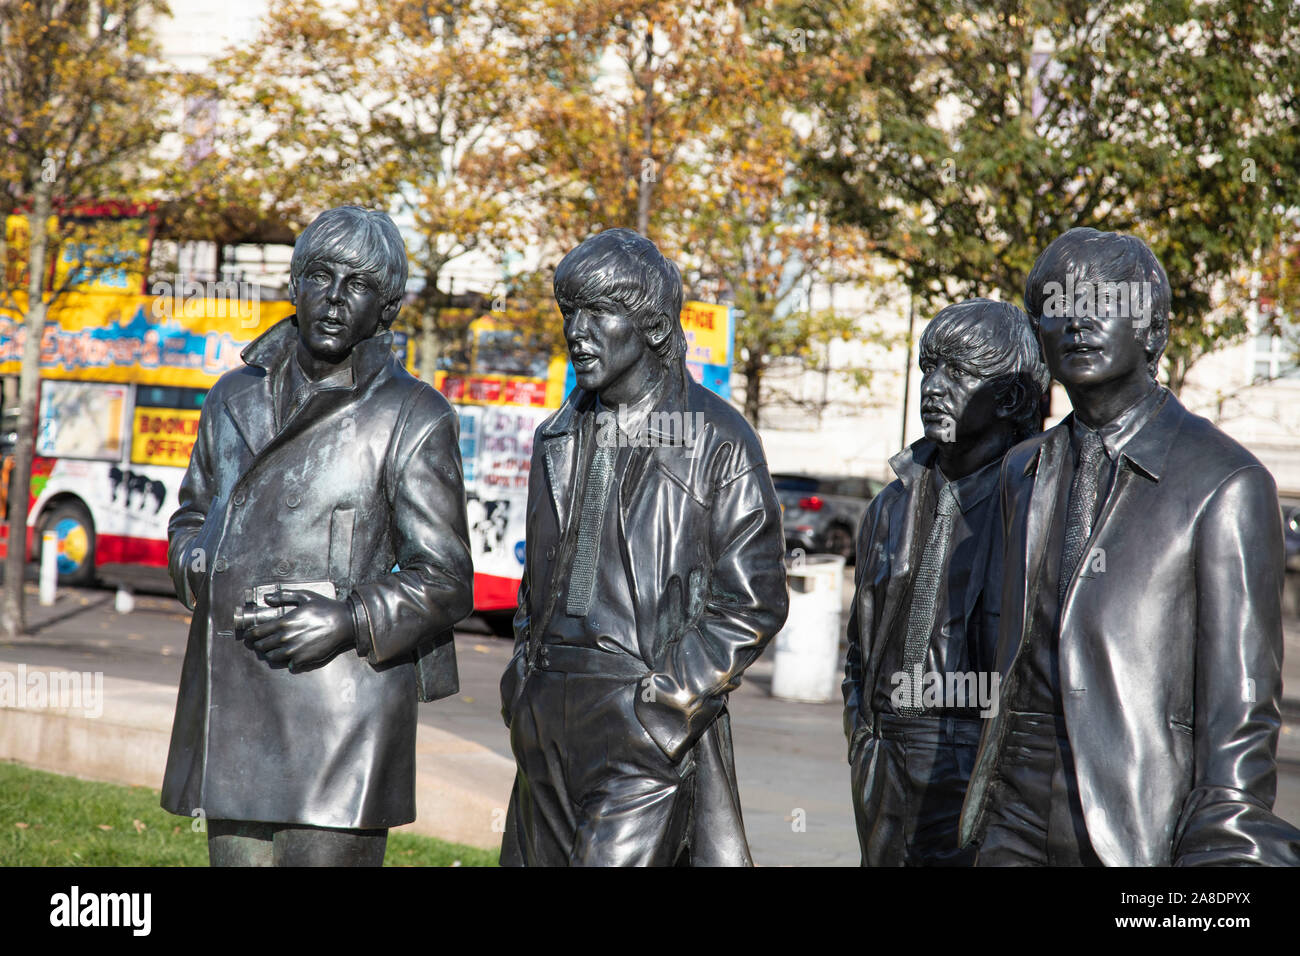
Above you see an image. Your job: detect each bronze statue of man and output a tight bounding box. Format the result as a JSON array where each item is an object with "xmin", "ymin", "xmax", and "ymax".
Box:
[
  {"xmin": 843, "ymin": 298, "xmax": 1048, "ymax": 866},
  {"xmin": 961, "ymin": 227, "xmax": 1300, "ymax": 865},
  {"xmin": 161, "ymin": 205, "xmax": 474, "ymax": 866},
  {"xmin": 498, "ymin": 228, "xmax": 788, "ymax": 866}
]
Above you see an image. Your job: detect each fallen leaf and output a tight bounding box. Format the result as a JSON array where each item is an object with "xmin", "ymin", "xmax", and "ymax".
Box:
[
  {"xmin": 97, "ymin": 824, "xmax": 112, "ymax": 831},
  {"xmin": 132, "ymin": 819, "xmax": 146, "ymax": 834},
  {"xmin": 14, "ymin": 822, "xmax": 28, "ymax": 829},
  {"xmin": 473, "ymin": 644, "xmax": 490, "ymax": 654}
]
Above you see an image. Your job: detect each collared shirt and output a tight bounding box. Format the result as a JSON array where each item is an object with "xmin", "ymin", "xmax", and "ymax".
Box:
[
  {"xmin": 873, "ymin": 453, "xmax": 1003, "ymax": 717},
  {"xmin": 274, "ymin": 348, "xmax": 355, "ymax": 432},
  {"xmin": 544, "ymin": 385, "xmax": 663, "ymax": 658},
  {"xmin": 1012, "ymin": 384, "xmax": 1168, "ymax": 715}
]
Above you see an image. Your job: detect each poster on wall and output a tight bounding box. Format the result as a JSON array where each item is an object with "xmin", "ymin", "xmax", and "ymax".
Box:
[
  {"xmin": 36, "ymin": 381, "xmax": 127, "ymax": 461},
  {"xmin": 458, "ymin": 404, "xmax": 551, "ymax": 604}
]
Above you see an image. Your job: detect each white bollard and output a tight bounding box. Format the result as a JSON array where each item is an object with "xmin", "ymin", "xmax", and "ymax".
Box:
[
  {"xmin": 39, "ymin": 530, "xmax": 58, "ymax": 606},
  {"xmin": 770, "ymin": 553, "xmax": 846, "ymax": 702},
  {"xmin": 115, "ymin": 587, "xmax": 135, "ymax": 614}
]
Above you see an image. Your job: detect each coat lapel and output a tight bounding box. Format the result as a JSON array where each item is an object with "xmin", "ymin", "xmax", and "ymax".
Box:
[
  {"xmin": 1019, "ymin": 424, "xmax": 1067, "ymax": 646},
  {"xmin": 223, "ymin": 374, "xmax": 275, "ymax": 457},
  {"xmin": 866, "ymin": 441, "xmax": 933, "ymax": 686},
  {"xmin": 538, "ymin": 392, "xmax": 588, "ymax": 533},
  {"xmin": 223, "ymin": 316, "xmax": 397, "ymax": 463}
]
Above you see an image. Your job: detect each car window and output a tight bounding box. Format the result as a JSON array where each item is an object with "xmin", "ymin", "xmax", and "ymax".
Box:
[{"xmin": 772, "ymin": 475, "xmax": 821, "ymax": 494}]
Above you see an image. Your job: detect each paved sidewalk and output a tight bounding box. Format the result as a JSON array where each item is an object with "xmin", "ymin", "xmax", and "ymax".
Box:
[{"xmin": 2, "ymin": 575, "xmax": 1298, "ymax": 865}]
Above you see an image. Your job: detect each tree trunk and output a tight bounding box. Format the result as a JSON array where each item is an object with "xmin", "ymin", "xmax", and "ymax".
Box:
[
  {"xmin": 636, "ymin": 26, "xmax": 654, "ymax": 237},
  {"xmin": 419, "ymin": 306, "xmax": 439, "ymax": 382},
  {"xmin": 2, "ymin": 177, "xmax": 53, "ymax": 639},
  {"xmin": 742, "ymin": 352, "xmax": 762, "ymax": 427}
]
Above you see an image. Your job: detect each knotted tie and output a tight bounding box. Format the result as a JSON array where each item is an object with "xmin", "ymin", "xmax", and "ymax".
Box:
[
  {"xmin": 566, "ymin": 435, "xmax": 617, "ymax": 617},
  {"xmin": 899, "ymin": 481, "xmax": 959, "ymax": 716},
  {"xmin": 1058, "ymin": 428, "xmax": 1106, "ymax": 606}
]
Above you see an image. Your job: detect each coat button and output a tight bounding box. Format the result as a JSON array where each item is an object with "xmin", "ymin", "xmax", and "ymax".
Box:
[
  {"xmin": 546, "ymin": 547, "xmax": 556, "ymax": 560},
  {"xmin": 274, "ymin": 560, "xmax": 291, "ymax": 575},
  {"xmin": 232, "ymin": 492, "xmax": 246, "ymax": 506},
  {"xmin": 214, "ymin": 558, "xmax": 229, "ymax": 573},
  {"xmin": 285, "ymin": 494, "xmax": 300, "ymax": 509}
]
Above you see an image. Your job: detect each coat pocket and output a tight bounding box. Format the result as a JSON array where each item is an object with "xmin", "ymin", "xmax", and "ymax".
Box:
[{"xmin": 328, "ymin": 507, "xmax": 356, "ymax": 596}]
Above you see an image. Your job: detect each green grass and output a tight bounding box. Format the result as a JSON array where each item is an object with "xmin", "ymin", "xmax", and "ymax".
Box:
[{"xmin": 0, "ymin": 761, "xmax": 497, "ymax": 866}]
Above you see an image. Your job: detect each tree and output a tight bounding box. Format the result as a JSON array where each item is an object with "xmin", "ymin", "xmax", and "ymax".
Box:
[
  {"xmin": 517, "ymin": 0, "xmax": 888, "ymax": 423},
  {"xmin": 762, "ymin": 0, "xmax": 1300, "ymax": 394},
  {"xmin": 0, "ymin": 0, "xmax": 170, "ymax": 638},
  {"xmin": 177, "ymin": 0, "xmax": 534, "ymax": 378}
]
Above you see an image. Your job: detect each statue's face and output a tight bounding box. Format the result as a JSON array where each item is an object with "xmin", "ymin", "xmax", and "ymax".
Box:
[
  {"xmin": 562, "ymin": 296, "xmax": 656, "ymax": 399},
  {"xmin": 1037, "ymin": 269, "xmax": 1151, "ymax": 391},
  {"xmin": 919, "ymin": 348, "xmax": 1001, "ymax": 446},
  {"xmin": 294, "ymin": 258, "xmax": 388, "ymax": 362}
]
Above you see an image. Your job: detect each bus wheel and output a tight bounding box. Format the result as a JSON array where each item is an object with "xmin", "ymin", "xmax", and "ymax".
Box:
[{"xmin": 38, "ymin": 501, "xmax": 97, "ymax": 587}]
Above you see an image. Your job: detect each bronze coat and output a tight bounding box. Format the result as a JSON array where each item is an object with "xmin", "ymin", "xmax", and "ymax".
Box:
[
  {"xmin": 842, "ymin": 439, "xmax": 1003, "ymax": 757},
  {"xmin": 161, "ymin": 319, "xmax": 473, "ymax": 829},
  {"xmin": 960, "ymin": 389, "xmax": 1299, "ymax": 865},
  {"xmin": 500, "ymin": 377, "xmax": 789, "ymax": 865}
]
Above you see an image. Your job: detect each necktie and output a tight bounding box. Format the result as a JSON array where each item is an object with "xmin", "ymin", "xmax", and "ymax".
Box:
[
  {"xmin": 566, "ymin": 434, "xmax": 617, "ymax": 617},
  {"xmin": 899, "ymin": 481, "xmax": 958, "ymax": 717},
  {"xmin": 1058, "ymin": 429, "xmax": 1106, "ymax": 606}
]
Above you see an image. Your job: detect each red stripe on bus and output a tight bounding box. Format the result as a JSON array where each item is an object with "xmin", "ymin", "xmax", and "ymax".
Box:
[{"xmin": 472, "ymin": 572, "xmax": 521, "ymax": 611}]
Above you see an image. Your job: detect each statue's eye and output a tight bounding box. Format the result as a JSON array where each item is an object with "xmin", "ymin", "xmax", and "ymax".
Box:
[{"xmin": 349, "ymin": 278, "xmax": 370, "ymax": 292}]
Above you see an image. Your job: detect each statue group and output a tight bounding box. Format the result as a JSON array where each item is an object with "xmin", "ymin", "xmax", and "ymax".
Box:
[{"xmin": 160, "ymin": 206, "xmax": 1300, "ymax": 866}]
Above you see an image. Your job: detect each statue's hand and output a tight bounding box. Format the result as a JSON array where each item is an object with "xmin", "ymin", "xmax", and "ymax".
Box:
[{"xmin": 246, "ymin": 589, "xmax": 356, "ymax": 670}]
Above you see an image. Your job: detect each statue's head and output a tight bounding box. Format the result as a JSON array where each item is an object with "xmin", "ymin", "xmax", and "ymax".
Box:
[
  {"xmin": 919, "ymin": 298, "xmax": 1049, "ymax": 447},
  {"xmin": 553, "ymin": 228, "xmax": 687, "ymax": 403},
  {"xmin": 1024, "ymin": 227, "xmax": 1170, "ymax": 393},
  {"xmin": 288, "ymin": 206, "xmax": 408, "ymax": 362}
]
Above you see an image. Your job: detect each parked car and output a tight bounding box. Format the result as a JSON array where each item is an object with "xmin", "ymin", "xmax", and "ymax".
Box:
[{"xmin": 773, "ymin": 473, "xmax": 885, "ymax": 562}]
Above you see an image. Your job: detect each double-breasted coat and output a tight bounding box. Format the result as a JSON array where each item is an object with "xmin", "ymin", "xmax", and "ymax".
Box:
[
  {"xmin": 499, "ymin": 376, "xmax": 789, "ymax": 865},
  {"xmin": 161, "ymin": 318, "xmax": 473, "ymax": 830},
  {"xmin": 960, "ymin": 389, "xmax": 1300, "ymax": 865}
]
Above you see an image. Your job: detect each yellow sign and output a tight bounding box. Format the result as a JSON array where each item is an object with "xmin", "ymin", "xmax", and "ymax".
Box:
[
  {"xmin": 681, "ymin": 301, "xmax": 731, "ymax": 366},
  {"xmin": 5, "ymin": 214, "xmax": 149, "ymax": 294},
  {"xmin": 132, "ymin": 408, "xmax": 202, "ymax": 467},
  {"xmin": 0, "ymin": 291, "xmax": 295, "ymax": 388}
]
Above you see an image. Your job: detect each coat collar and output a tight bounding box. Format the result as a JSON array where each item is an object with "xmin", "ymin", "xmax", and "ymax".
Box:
[
  {"xmin": 540, "ymin": 370, "xmax": 690, "ymax": 438},
  {"xmin": 224, "ymin": 316, "xmax": 396, "ymax": 457},
  {"xmin": 538, "ymin": 370, "xmax": 691, "ymax": 531},
  {"xmin": 1050, "ymin": 385, "xmax": 1175, "ymax": 484},
  {"xmin": 240, "ymin": 315, "xmax": 396, "ymax": 390},
  {"xmin": 888, "ymin": 438, "xmax": 1001, "ymax": 514}
]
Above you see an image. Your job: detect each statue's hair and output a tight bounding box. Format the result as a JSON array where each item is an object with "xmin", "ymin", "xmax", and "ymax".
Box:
[
  {"xmin": 289, "ymin": 206, "xmax": 408, "ymax": 326},
  {"xmin": 1023, "ymin": 226, "xmax": 1170, "ymax": 378},
  {"xmin": 920, "ymin": 297, "xmax": 1051, "ymax": 443},
  {"xmin": 553, "ymin": 228, "xmax": 688, "ymax": 374}
]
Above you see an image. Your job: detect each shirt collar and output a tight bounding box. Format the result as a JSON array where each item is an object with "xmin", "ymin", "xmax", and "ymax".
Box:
[
  {"xmin": 931, "ymin": 453, "xmax": 1001, "ymax": 514},
  {"xmin": 595, "ymin": 382, "xmax": 662, "ymax": 439},
  {"xmin": 1070, "ymin": 382, "xmax": 1165, "ymax": 461}
]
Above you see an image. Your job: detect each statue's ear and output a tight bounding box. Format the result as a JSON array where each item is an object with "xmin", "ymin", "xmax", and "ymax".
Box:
[
  {"xmin": 644, "ymin": 311, "xmax": 673, "ymax": 352},
  {"xmin": 995, "ymin": 377, "xmax": 1024, "ymax": 421},
  {"xmin": 287, "ymin": 276, "xmax": 298, "ymax": 305},
  {"xmin": 380, "ymin": 296, "xmax": 401, "ymax": 329}
]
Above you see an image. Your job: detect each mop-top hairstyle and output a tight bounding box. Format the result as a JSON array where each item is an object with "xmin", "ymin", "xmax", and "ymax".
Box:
[
  {"xmin": 553, "ymin": 228, "xmax": 688, "ymax": 371},
  {"xmin": 1023, "ymin": 226, "xmax": 1170, "ymax": 378},
  {"xmin": 920, "ymin": 297, "xmax": 1051, "ymax": 443},
  {"xmin": 289, "ymin": 206, "xmax": 408, "ymax": 326}
]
